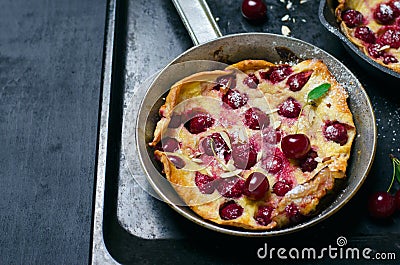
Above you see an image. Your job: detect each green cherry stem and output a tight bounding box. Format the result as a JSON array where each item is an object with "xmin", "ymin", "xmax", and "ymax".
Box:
[{"xmin": 388, "ymin": 154, "xmax": 400, "ymax": 192}]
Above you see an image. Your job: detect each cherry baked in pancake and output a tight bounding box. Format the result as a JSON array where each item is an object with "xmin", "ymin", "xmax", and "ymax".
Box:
[
  {"xmin": 336, "ymin": 0, "xmax": 400, "ymax": 72},
  {"xmin": 149, "ymin": 59, "xmax": 356, "ymax": 230}
]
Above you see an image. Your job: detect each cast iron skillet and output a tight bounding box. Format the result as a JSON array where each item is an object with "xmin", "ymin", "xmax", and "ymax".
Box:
[
  {"xmin": 319, "ymin": 0, "xmax": 400, "ymax": 80},
  {"xmin": 132, "ymin": 0, "xmax": 376, "ymax": 237}
]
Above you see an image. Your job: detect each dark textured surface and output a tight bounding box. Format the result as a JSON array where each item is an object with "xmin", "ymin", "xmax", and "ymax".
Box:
[
  {"xmin": 98, "ymin": 0, "xmax": 400, "ymax": 264},
  {"xmin": 0, "ymin": 0, "xmax": 106, "ymax": 264}
]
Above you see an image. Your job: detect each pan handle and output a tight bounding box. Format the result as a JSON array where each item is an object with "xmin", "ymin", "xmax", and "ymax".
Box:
[{"xmin": 171, "ymin": 0, "xmax": 222, "ymax": 45}]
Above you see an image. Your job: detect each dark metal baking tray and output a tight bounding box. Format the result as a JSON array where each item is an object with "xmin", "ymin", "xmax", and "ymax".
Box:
[{"xmin": 90, "ymin": 0, "xmax": 400, "ymax": 264}]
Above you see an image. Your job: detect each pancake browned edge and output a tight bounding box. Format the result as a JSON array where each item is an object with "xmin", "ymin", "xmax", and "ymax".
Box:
[{"xmin": 149, "ymin": 59, "xmax": 356, "ymax": 230}]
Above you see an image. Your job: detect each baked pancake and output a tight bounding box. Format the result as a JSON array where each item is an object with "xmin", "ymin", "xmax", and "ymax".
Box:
[
  {"xmin": 336, "ymin": 0, "xmax": 400, "ymax": 72},
  {"xmin": 149, "ymin": 59, "xmax": 356, "ymax": 230}
]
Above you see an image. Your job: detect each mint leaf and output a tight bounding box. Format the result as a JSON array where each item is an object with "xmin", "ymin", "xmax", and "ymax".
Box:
[{"xmin": 307, "ymin": 83, "xmax": 330, "ymax": 102}]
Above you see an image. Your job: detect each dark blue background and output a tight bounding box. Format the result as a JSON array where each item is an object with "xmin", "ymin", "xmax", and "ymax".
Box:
[{"xmin": 0, "ymin": 0, "xmax": 106, "ymax": 263}]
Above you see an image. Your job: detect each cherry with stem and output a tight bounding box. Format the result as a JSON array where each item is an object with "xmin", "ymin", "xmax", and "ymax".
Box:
[{"xmin": 368, "ymin": 154, "xmax": 400, "ymax": 219}]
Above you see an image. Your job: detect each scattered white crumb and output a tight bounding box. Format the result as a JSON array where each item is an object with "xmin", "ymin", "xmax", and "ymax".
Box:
[
  {"xmin": 281, "ymin": 25, "xmax": 291, "ymax": 36},
  {"xmin": 286, "ymin": 0, "xmax": 293, "ymax": 9},
  {"xmin": 301, "ymin": 18, "xmax": 307, "ymax": 22},
  {"xmin": 215, "ymin": 17, "xmax": 220, "ymax": 22},
  {"xmin": 300, "ymin": 0, "xmax": 308, "ymax": 4},
  {"xmin": 292, "ymin": 18, "xmax": 296, "ymax": 23},
  {"xmin": 280, "ymin": 0, "xmax": 285, "ymax": 3},
  {"xmin": 281, "ymin": 14, "xmax": 290, "ymax": 21}
]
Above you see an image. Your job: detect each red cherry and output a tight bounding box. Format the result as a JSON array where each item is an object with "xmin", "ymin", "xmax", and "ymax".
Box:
[
  {"xmin": 262, "ymin": 129, "xmax": 281, "ymax": 144},
  {"xmin": 368, "ymin": 191, "xmax": 396, "ymax": 218},
  {"xmin": 341, "ymin": 9, "xmax": 364, "ymax": 28},
  {"xmin": 300, "ymin": 150, "xmax": 318, "ymax": 172},
  {"xmin": 264, "ymin": 155, "xmax": 283, "ymax": 174},
  {"xmin": 219, "ymin": 201, "xmax": 244, "ymax": 220},
  {"xmin": 368, "ymin": 43, "xmax": 384, "ymax": 58},
  {"xmin": 185, "ymin": 114, "xmax": 215, "ymax": 134},
  {"xmin": 374, "ymin": 4, "xmax": 396, "ymax": 25},
  {"xmin": 243, "ymin": 107, "xmax": 270, "ymax": 130},
  {"xmin": 281, "ymin": 134, "xmax": 311, "ymax": 159},
  {"xmin": 222, "ymin": 89, "xmax": 248, "ymax": 109},
  {"xmin": 217, "ymin": 177, "xmax": 244, "ymax": 198},
  {"xmin": 383, "ymin": 54, "xmax": 399, "ymax": 64},
  {"xmin": 272, "ymin": 180, "xmax": 292, "ymax": 196},
  {"xmin": 241, "ymin": 0, "xmax": 267, "ymax": 21},
  {"xmin": 377, "ymin": 28, "xmax": 400, "ymax": 49},
  {"xmin": 243, "ymin": 73, "xmax": 259, "ymax": 89},
  {"xmin": 323, "ymin": 121, "xmax": 349, "ymax": 146},
  {"xmin": 160, "ymin": 137, "xmax": 180, "ymax": 152},
  {"xmin": 260, "ymin": 65, "xmax": 293, "ymax": 84},
  {"xmin": 285, "ymin": 203, "xmax": 303, "ymax": 223},
  {"xmin": 215, "ymin": 74, "xmax": 236, "ymax": 90},
  {"xmin": 243, "ymin": 172, "xmax": 270, "ymax": 200},
  {"xmin": 201, "ymin": 133, "xmax": 231, "ymax": 162},
  {"xmin": 286, "ymin": 71, "xmax": 313, "ymax": 92},
  {"xmin": 168, "ymin": 155, "xmax": 185, "ymax": 169},
  {"xmin": 232, "ymin": 142, "xmax": 258, "ymax": 170},
  {"xmin": 355, "ymin": 26, "xmax": 376, "ymax": 44},
  {"xmin": 389, "ymin": 0, "xmax": 400, "ymax": 17},
  {"xmin": 277, "ymin": 97, "xmax": 302, "ymax": 118},
  {"xmin": 254, "ymin": 205, "xmax": 273, "ymax": 225},
  {"xmin": 195, "ymin": 172, "xmax": 218, "ymax": 194}
]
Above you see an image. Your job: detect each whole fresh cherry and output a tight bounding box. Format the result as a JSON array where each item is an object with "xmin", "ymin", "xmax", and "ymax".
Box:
[
  {"xmin": 281, "ymin": 134, "xmax": 311, "ymax": 159},
  {"xmin": 368, "ymin": 191, "xmax": 396, "ymax": 218},
  {"xmin": 367, "ymin": 154, "xmax": 400, "ymax": 219},
  {"xmin": 243, "ymin": 172, "xmax": 270, "ymax": 200},
  {"xmin": 241, "ymin": 0, "xmax": 267, "ymax": 21}
]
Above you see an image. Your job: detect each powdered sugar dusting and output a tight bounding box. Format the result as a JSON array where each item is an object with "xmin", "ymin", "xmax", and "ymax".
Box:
[{"xmin": 374, "ymin": 100, "xmax": 400, "ymax": 153}]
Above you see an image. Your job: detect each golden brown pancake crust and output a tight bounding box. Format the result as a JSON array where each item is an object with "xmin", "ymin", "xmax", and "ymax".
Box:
[{"xmin": 150, "ymin": 59, "xmax": 355, "ymax": 230}]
